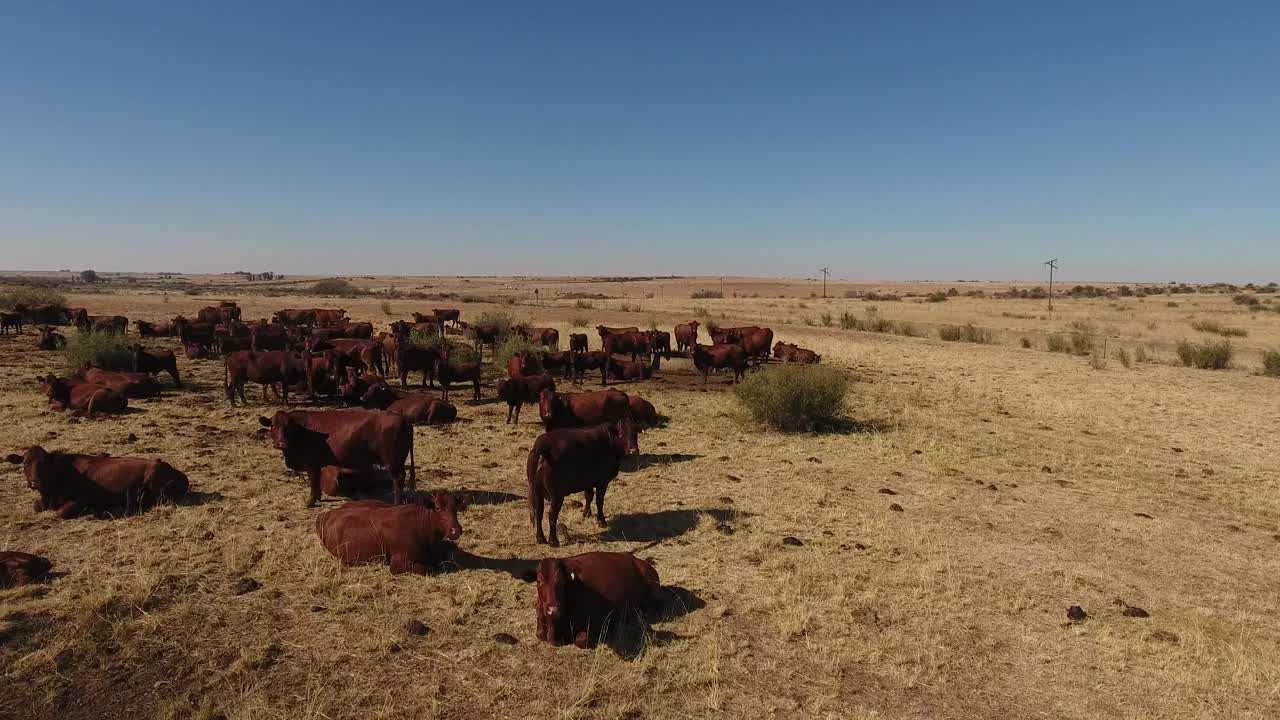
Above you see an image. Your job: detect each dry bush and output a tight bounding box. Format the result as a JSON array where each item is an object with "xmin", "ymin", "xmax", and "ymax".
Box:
[
  {"xmin": 896, "ymin": 321, "xmax": 922, "ymax": 337},
  {"xmin": 619, "ymin": 302, "xmax": 640, "ymax": 312},
  {"xmin": 939, "ymin": 323, "xmax": 993, "ymax": 344},
  {"xmin": 1262, "ymin": 350, "xmax": 1280, "ymax": 377},
  {"xmin": 1046, "ymin": 335, "xmax": 1069, "ymax": 353},
  {"xmin": 0, "ymin": 285, "xmax": 67, "ymax": 310},
  {"xmin": 1176, "ymin": 339, "xmax": 1232, "ymax": 369},
  {"xmin": 1190, "ymin": 319, "xmax": 1247, "ymax": 337},
  {"xmin": 575, "ymin": 299, "xmax": 594, "ymax": 309},
  {"xmin": 839, "ymin": 312, "xmax": 859, "ymax": 330},
  {"xmin": 1233, "ymin": 294, "xmax": 1261, "ymax": 308},
  {"xmin": 313, "ymin": 278, "xmax": 361, "ymax": 296},
  {"xmin": 734, "ymin": 364, "xmax": 848, "ymax": 432},
  {"xmin": 65, "ymin": 331, "xmax": 133, "ymax": 372},
  {"xmin": 802, "ymin": 316, "xmax": 815, "ymax": 326},
  {"xmin": 1089, "ymin": 350, "xmax": 1108, "ymax": 370},
  {"xmin": 1019, "ymin": 337, "xmax": 1033, "ymax": 349},
  {"xmin": 820, "ymin": 311, "xmax": 833, "ymax": 327},
  {"xmin": 926, "ymin": 292, "xmax": 948, "ymax": 303},
  {"xmin": 1135, "ymin": 345, "xmax": 1150, "ymax": 363},
  {"xmin": 690, "ymin": 289, "xmax": 724, "ymax": 299},
  {"xmin": 1115, "ymin": 347, "xmax": 1132, "ymax": 368},
  {"xmin": 570, "ymin": 315, "xmax": 589, "ymax": 328},
  {"xmin": 379, "ymin": 300, "xmax": 394, "ymax": 315}
]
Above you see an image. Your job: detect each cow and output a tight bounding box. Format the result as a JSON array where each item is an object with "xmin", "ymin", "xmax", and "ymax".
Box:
[
  {"xmin": 74, "ymin": 367, "xmax": 163, "ymax": 398},
  {"xmin": 396, "ymin": 343, "xmax": 441, "ymax": 389},
  {"xmin": 467, "ymin": 324, "xmax": 503, "ymax": 358},
  {"xmin": 432, "ymin": 308, "xmax": 461, "ymax": 326},
  {"xmin": 37, "ymin": 375, "xmax": 128, "ymax": 416},
  {"xmin": 571, "ymin": 351, "xmax": 610, "ymax": 386},
  {"xmin": 525, "ymin": 327, "xmax": 560, "ymax": 349},
  {"xmin": 538, "ymin": 388, "xmax": 632, "ymax": 431},
  {"xmin": 5, "ymin": 446, "xmax": 189, "ymax": 518},
  {"xmin": 627, "ymin": 394, "xmax": 660, "ymax": 427},
  {"xmin": 87, "ymin": 315, "xmax": 128, "ymax": 335},
  {"xmin": 174, "ymin": 317, "xmax": 216, "ymax": 349},
  {"xmin": 337, "ymin": 320, "xmax": 374, "ymax": 339},
  {"xmin": 250, "ymin": 322, "xmax": 290, "ymax": 351},
  {"xmin": 65, "ymin": 307, "xmax": 89, "ymax": 327},
  {"xmin": 602, "ymin": 331, "xmax": 652, "ymax": 362},
  {"xmin": 434, "ymin": 354, "xmax": 481, "ymax": 402},
  {"xmin": 340, "ymin": 368, "xmax": 383, "ymax": 405},
  {"xmin": 217, "ymin": 335, "xmax": 254, "ymax": 356},
  {"xmin": 185, "ymin": 343, "xmax": 210, "ymax": 360},
  {"xmin": 377, "ymin": 333, "xmax": 400, "ymax": 376},
  {"xmin": 674, "ymin": 321, "xmax": 699, "ymax": 353},
  {"xmin": 606, "ymin": 354, "xmax": 659, "ymax": 383},
  {"xmin": 224, "ymin": 350, "xmax": 312, "ymax": 405},
  {"xmin": 540, "ymin": 350, "xmax": 575, "ymax": 379},
  {"xmin": 36, "ymin": 326, "xmax": 66, "ymax": 350},
  {"xmin": 596, "ymin": 325, "xmax": 639, "ymax": 342},
  {"xmin": 646, "ymin": 330, "xmax": 672, "ymax": 358},
  {"xmin": 215, "ymin": 321, "xmax": 251, "ymax": 339},
  {"xmin": 316, "ymin": 491, "xmax": 465, "ymax": 574},
  {"xmin": 569, "ymin": 333, "xmax": 589, "ymax": 353},
  {"xmin": 773, "ymin": 341, "xmax": 820, "ymax": 364},
  {"xmin": 197, "ymin": 306, "xmax": 230, "ymax": 324},
  {"xmin": 31, "ymin": 304, "xmax": 71, "ymax": 326},
  {"xmin": 692, "ymin": 343, "xmax": 747, "ymax": 383},
  {"xmin": 312, "ymin": 308, "xmax": 347, "ymax": 327},
  {"xmin": 0, "ymin": 552, "xmax": 52, "ymax": 589},
  {"xmin": 134, "ymin": 319, "xmax": 174, "ymax": 337},
  {"xmin": 300, "ymin": 350, "xmax": 347, "ymax": 396},
  {"xmin": 410, "ymin": 313, "xmax": 442, "ymax": 331},
  {"xmin": 1, "ymin": 311, "xmax": 23, "ymax": 335},
  {"xmin": 311, "ymin": 338, "xmax": 384, "ymax": 376},
  {"xmin": 508, "ymin": 351, "xmax": 543, "ymax": 378},
  {"xmin": 535, "ymin": 552, "xmax": 661, "ymax": 648},
  {"xmin": 739, "ymin": 327, "xmax": 775, "ymax": 362},
  {"xmin": 497, "ymin": 374, "xmax": 556, "ymax": 424},
  {"xmin": 258, "ymin": 409, "xmax": 416, "ymax": 506},
  {"xmin": 359, "ymin": 380, "xmax": 458, "ymax": 425},
  {"xmin": 526, "ymin": 415, "xmax": 637, "ymax": 546},
  {"xmin": 272, "ymin": 309, "xmax": 316, "ymax": 326},
  {"xmin": 133, "ymin": 346, "xmax": 181, "ymax": 387}
]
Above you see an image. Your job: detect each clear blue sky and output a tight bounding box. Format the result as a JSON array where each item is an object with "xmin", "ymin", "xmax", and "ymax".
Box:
[{"xmin": 2, "ymin": 1, "xmax": 1276, "ymax": 281}]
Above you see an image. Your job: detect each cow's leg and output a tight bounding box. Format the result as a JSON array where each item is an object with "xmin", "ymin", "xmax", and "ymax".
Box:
[
  {"xmin": 531, "ymin": 490, "xmax": 547, "ymax": 545},
  {"xmin": 389, "ymin": 553, "xmax": 429, "ymax": 575},
  {"xmin": 400, "ymin": 369, "xmax": 408, "ymax": 389},
  {"xmin": 506, "ymin": 404, "xmax": 514, "ymax": 424},
  {"xmin": 594, "ymin": 482, "xmax": 608, "ymax": 527},
  {"xmin": 56, "ymin": 500, "xmax": 82, "ymax": 519},
  {"xmin": 574, "ymin": 629, "xmax": 591, "ymax": 649},
  {"xmin": 472, "ymin": 378, "xmax": 480, "ymax": 401},
  {"xmin": 306, "ymin": 467, "xmax": 321, "ymax": 507},
  {"xmin": 547, "ymin": 494, "xmax": 564, "ymax": 548},
  {"xmin": 583, "ymin": 488, "xmax": 595, "ymax": 518}
]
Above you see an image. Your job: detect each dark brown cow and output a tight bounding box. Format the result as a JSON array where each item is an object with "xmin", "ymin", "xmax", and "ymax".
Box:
[
  {"xmin": 674, "ymin": 321, "xmax": 699, "ymax": 353},
  {"xmin": 540, "ymin": 350, "xmax": 575, "ymax": 378},
  {"xmin": 773, "ymin": 341, "xmax": 820, "ymax": 364},
  {"xmin": 535, "ymin": 552, "xmax": 661, "ymax": 647},
  {"xmin": 32, "ymin": 304, "xmax": 72, "ymax": 326},
  {"xmin": 596, "ymin": 325, "xmax": 639, "ymax": 342},
  {"xmin": 0, "ymin": 552, "xmax": 52, "ymax": 588},
  {"xmin": 602, "ymin": 331, "xmax": 652, "ymax": 361},
  {"xmin": 410, "ymin": 312, "xmax": 442, "ymax": 329},
  {"xmin": 37, "ymin": 375, "xmax": 128, "ymax": 416},
  {"xmin": 691, "ymin": 343, "xmax": 747, "ymax": 383},
  {"xmin": 174, "ymin": 317, "xmax": 216, "ymax": 349},
  {"xmin": 300, "ymin": 350, "xmax": 347, "ymax": 396},
  {"xmin": 217, "ymin": 335, "xmax": 253, "ymax": 356},
  {"xmin": 75, "ymin": 367, "xmax": 163, "ymax": 398},
  {"xmin": 185, "ymin": 343, "xmax": 210, "ymax": 360},
  {"xmin": 316, "ymin": 491, "xmax": 465, "ymax": 574},
  {"xmin": 538, "ymin": 388, "xmax": 632, "ymax": 430},
  {"xmin": 272, "ymin": 309, "xmax": 316, "ymax": 326},
  {"xmin": 646, "ymin": 330, "xmax": 672, "ymax": 358},
  {"xmin": 258, "ymin": 409, "xmax": 416, "ymax": 506},
  {"xmin": 1, "ymin": 311, "xmax": 23, "ymax": 335},
  {"xmin": 433, "ymin": 308, "xmax": 461, "ymax": 325},
  {"xmin": 526, "ymin": 416, "xmax": 637, "ymax": 546},
  {"xmin": 215, "ymin": 321, "xmax": 251, "ymax": 339},
  {"xmin": 497, "ymin": 374, "xmax": 556, "ymax": 423},
  {"xmin": 133, "ymin": 346, "xmax": 181, "ymax": 387},
  {"xmin": 312, "ymin": 308, "xmax": 347, "ymax": 327},
  {"xmin": 435, "ymin": 355, "xmax": 481, "ymax": 402},
  {"xmin": 396, "ymin": 343, "xmax": 441, "ymax": 389},
  {"xmin": 36, "ymin": 326, "xmax": 66, "ymax": 350},
  {"xmin": 627, "ymin": 394, "xmax": 660, "ymax": 427},
  {"xmin": 508, "ymin": 351, "xmax": 543, "ymax": 378},
  {"xmin": 5, "ymin": 446, "xmax": 189, "ymax": 518},
  {"xmin": 607, "ymin": 355, "xmax": 659, "ymax": 383},
  {"xmin": 87, "ymin": 315, "xmax": 128, "ymax": 335},
  {"xmin": 224, "ymin": 350, "xmax": 312, "ymax": 405},
  {"xmin": 359, "ymin": 380, "xmax": 457, "ymax": 425},
  {"xmin": 525, "ymin": 327, "xmax": 560, "ymax": 349},
  {"xmin": 339, "ymin": 368, "xmax": 383, "ymax": 405},
  {"xmin": 65, "ymin": 307, "xmax": 89, "ymax": 327},
  {"xmin": 250, "ymin": 322, "xmax": 290, "ymax": 351},
  {"xmin": 571, "ymin": 351, "xmax": 610, "ymax": 386},
  {"xmin": 569, "ymin": 333, "xmax": 589, "ymax": 353},
  {"xmin": 311, "ymin": 338, "xmax": 384, "ymax": 376},
  {"xmin": 134, "ymin": 319, "xmax": 174, "ymax": 337}
]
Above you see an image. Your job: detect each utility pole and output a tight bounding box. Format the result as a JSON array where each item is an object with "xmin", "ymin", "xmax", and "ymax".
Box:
[
  {"xmin": 1044, "ymin": 258, "xmax": 1058, "ymax": 312},
  {"xmin": 720, "ymin": 277, "xmax": 725, "ymax": 296},
  {"xmin": 820, "ymin": 266, "xmax": 830, "ymax": 298}
]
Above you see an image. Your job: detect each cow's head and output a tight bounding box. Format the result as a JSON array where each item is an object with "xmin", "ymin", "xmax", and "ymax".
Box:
[
  {"xmin": 423, "ymin": 490, "xmax": 466, "ymax": 541},
  {"xmin": 359, "ymin": 381, "xmax": 397, "ymax": 410},
  {"xmin": 535, "ymin": 558, "xmax": 571, "ymax": 644},
  {"xmin": 613, "ymin": 415, "xmax": 639, "ymax": 456},
  {"xmin": 5, "ymin": 446, "xmax": 49, "ymax": 493},
  {"xmin": 427, "ymin": 399, "xmax": 457, "ymax": 424},
  {"xmin": 258, "ymin": 412, "xmax": 328, "ymax": 471},
  {"xmin": 36, "ymin": 375, "xmax": 71, "ymax": 405},
  {"xmin": 537, "ymin": 388, "xmax": 561, "ymax": 425}
]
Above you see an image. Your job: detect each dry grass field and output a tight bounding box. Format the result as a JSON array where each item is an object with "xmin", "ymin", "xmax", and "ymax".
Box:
[{"xmin": 2, "ymin": 275, "xmax": 1279, "ymax": 720}]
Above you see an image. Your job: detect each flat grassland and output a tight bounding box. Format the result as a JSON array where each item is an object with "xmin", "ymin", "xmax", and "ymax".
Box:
[{"xmin": 1, "ymin": 275, "xmax": 1278, "ymax": 720}]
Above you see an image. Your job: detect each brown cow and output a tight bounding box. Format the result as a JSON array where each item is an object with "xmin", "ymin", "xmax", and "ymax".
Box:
[
  {"xmin": 185, "ymin": 343, "xmax": 210, "ymax": 360},
  {"xmin": 497, "ymin": 374, "xmax": 557, "ymax": 424},
  {"xmin": 272, "ymin": 309, "xmax": 316, "ymax": 326},
  {"xmin": 434, "ymin": 354, "xmax": 481, "ymax": 402},
  {"xmin": 217, "ymin": 335, "xmax": 253, "ymax": 356},
  {"xmin": 340, "ymin": 368, "xmax": 383, "ymax": 405},
  {"xmin": 538, "ymin": 388, "xmax": 632, "ymax": 430},
  {"xmin": 712, "ymin": 325, "xmax": 773, "ymax": 361},
  {"xmin": 646, "ymin": 330, "xmax": 672, "ymax": 358},
  {"xmin": 224, "ymin": 350, "xmax": 312, "ymax": 405},
  {"xmin": 433, "ymin": 308, "xmax": 461, "ymax": 326},
  {"xmin": 571, "ymin": 351, "xmax": 610, "ymax": 386},
  {"xmin": 535, "ymin": 552, "xmax": 661, "ymax": 647},
  {"xmin": 359, "ymin": 380, "xmax": 457, "ymax": 425},
  {"xmin": 377, "ymin": 332, "xmax": 399, "ymax": 376},
  {"xmin": 87, "ymin": 315, "xmax": 128, "ymax": 335},
  {"xmin": 316, "ymin": 491, "xmax": 465, "ymax": 574},
  {"xmin": 596, "ymin": 325, "xmax": 639, "ymax": 342},
  {"xmin": 396, "ymin": 343, "xmax": 441, "ymax": 389},
  {"xmin": 259, "ymin": 408, "xmax": 417, "ymax": 506},
  {"xmin": 526, "ymin": 416, "xmax": 637, "ymax": 546},
  {"xmin": 65, "ymin": 307, "xmax": 89, "ymax": 327},
  {"xmin": 37, "ymin": 375, "xmax": 128, "ymax": 416},
  {"xmin": 36, "ymin": 326, "xmax": 66, "ymax": 350},
  {"xmin": 5, "ymin": 446, "xmax": 189, "ymax": 518},
  {"xmin": 74, "ymin": 367, "xmax": 163, "ymax": 398},
  {"xmin": 691, "ymin": 343, "xmax": 747, "ymax": 383},
  {"xmin": 540, "ymin": 350, "xmax": 575, "ymax": 378},
  {"xmin": 410, "ymin": 312, "xmax": 442, "ymax": 329},
  {"xmin": 602, "ymin": 331, "xmax": 652, "ymax": 361},
  {"xmin": 0, "ymin": 311, "xmax": 23, "ymax": 335},
  {"xmin": 250, "ymin": 322, "xmax": 290, "ymax": 351},
  {"xmin": 606, "ymin": 354, "xmax": 659, "ymax": 383},
  {"xmin": 526, "ymin": 327, "xmax": 559, "ymax": 349},
  {"xmin": 569, "ymin": 333, "xmax": 589, "ymax": 353},
  {"xmin": 0, "ymin": 552, "xmax": 53, "ymax": 588},
  {"xmin": 312, "ymin": 308, "xmax": 347, "ymax": 327},
  {"xmin": 627, "ymin": 394, "xmax": 660, "ymax": 427},
  {"xmin": 674, "ymin": 321, "xmax": 699, "ymax": 353},
  {"xmin": 311, "ymin": 338, "xmax": 384, "ymax": 376},
  {"xmin": 773, "ymin": 341, "xmax": 820, "ymax": 364},
  {"xmin": 508, "ymin": 351, "xmax": 543, "ymax": 378},
  {"xmin": 133, "ymin": 346, "xmax": 181, "ymax": 387},
  {"xmin": 134, "ymin": 319, "xmax": 174, "ymax": 337},
  {"xmin": 174, "ymin": 317, "xmax": 216, "ymax": 349}
]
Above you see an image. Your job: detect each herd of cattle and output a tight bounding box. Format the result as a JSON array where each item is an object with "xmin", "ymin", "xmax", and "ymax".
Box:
[{"xmin": 1, "ymin": 299, "xmax": 822, "ymax": 647}]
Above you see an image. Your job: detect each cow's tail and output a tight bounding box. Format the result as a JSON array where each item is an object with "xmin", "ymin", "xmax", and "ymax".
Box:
[
  {"xmin": 406, "ymin": 422, "xmax": 417, "ymax": 498},
  {"xmin": 223, "ymin": 354, "xmax": 232, "ymax": 403}
]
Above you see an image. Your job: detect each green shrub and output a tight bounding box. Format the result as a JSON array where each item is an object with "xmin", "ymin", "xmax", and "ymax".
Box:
[
  {"xmin": 925, "ymin": 292, "xmax": 948, "ymax": 303},
  {"xmin": 0, "ymin": 286, "xmax": 67, "ymax": 311},
  {"xmin": 1176, "ymin": 340, "xmax": 1232, "ymax": 370},
  {"xmin": 734, "ymin": 365, "xmax": 849, "ymax": 432},
  {"xmin": 493, "ymin": 334, "xmax": 542, "ymax": 373},
  {"xmin": 570, "ymin": 315, "xmax": 589, "ymax": 328},
  {"xmin": 820, "ymin": 312, "xmax": 833, "ymax": 327},
  {"xmin": 471, "ymin": 311, "xmax": 516, "ymax": 342},
  {"xmin": 1115, "ymin": 347, "xmax": 1132, "ymax": 369},
  {"xmin": 1262, "ymin": 350, "xmax": 1280, "ymax": 377},
  {"xmin": 690, "ymin": 289, "xmax": 724, "ymax": 299},
  {"xmin": 65, "ymin": 331, "xmax": 133, "ymax": 372},
  {"xmin": 938, "ymin": 323, "xmax": 993, "ymax": 344}
]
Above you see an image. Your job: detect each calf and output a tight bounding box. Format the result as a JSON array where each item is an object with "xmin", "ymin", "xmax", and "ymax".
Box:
[
  {"xmin": 434, "ymin": 355, "xmax": 481, "ymax": 402},
  {"xmin": 569, "ymin": 333, "xmax": 589, "ymax": 353},
  {"xmin": 36, "ymin": 326, "xmax": 66, "ymax": 350},
  {"xmin": 538, "ymin": 388, "xmax": 633, "ymax": 430},
  {"xmin": 0, "ymin": 552, "xmax": 53, "ymax": 588},
  {"xmin": 134, "ymin": 319, "xmax": 174, "ymax": 337},
  {"xmin": 497, "ymin": 374, "xmax": 556, "ymax": 424},
  {"xmin": 37, "ymin": 375, "xmax": 128, "ymax": 416},
  {"xmin": 572, "ymin": 351, "xmax": 610, "ymax": 386},
  {"xmin": 259, "ymin": 408, "xmax": 417, "ymax": 506},
  {"xmin": 540, "ymin": 350, "xmax": 575, "ymax": 378},
  {"xmin": 224, "ymin": 350, "xmax": 312, "ymax": 405},
  {"xmin": 74, "ymin": 367, "xmax": 163, "ymax": 398},
  {"xmin": 185, "ymin": 343, "xmax": 210, "ymax": 360},
  {"xmin": 133, "ymin": 346, "xmax": 182, "ymax": 387},
  {"xmin": 535, "ymin": 552, "xmax": 660, "ymax": 648},
  {"xmin": 5, "ymin": 446, "xmax": 188, "ymax": 518},
  {"xmin": 692, "ymin": 343, "xmax": 747, "ymax": 384},
  {"xmin": 312, "ymin": 338, "xmax": 384, "ymax": 376},
  {"xmin": 526, "ymin": 416, "xmax": 637, "ymax": 546},
  {"xmin": 674, "ymin": 321, "xmax": 699, "ymax": 353},
  {"xmin": 316, "ymin": 492, "xmax": 465, "ymax": 574},
  {"xmin": 360, "ymin": 380, "xmax": 457, "ymax": 425},
  {"xmin": 0, "ymin": 311, "xmax": 23, "ymax": 335}
]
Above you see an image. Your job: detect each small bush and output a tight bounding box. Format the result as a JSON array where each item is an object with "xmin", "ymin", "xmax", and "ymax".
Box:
[
  {"xmin": 734, "ymin": 365, "xmax": 849, "ymax": 432},
  {"xmin": 1070, "ymin": 331, "xmax": 1094, "ymax": 355},
  {"xmin": 1002, "ymin": 311, "xmax": 1036, "ymax": 320},
  {"xmin": 619, "ymin": 302, "xmax": 640, "ymax": 312},
  {"xmin": 802, "ymin": 316, "xmax": 816, "ymax": 326},
  {"xmin": 1190, "ymin": 319, "xmax": 1246, "ymax": 337},
  {"xmin": 839, "ymin": 312, "xmax": 859, "ymax": 330},
  {"xmin": 1167, "ymin": 301, "xmax": 1179, "ymax": 308},
  {"xmin": 690, "ymin": 289, "xmax": 724, "ymax": 299},
  {"xmin": 1262, "ymin": 350, "xmax": 1280, "ymax": 377},
  {"xmin": 1233, "ymin": 294, "xmax": 1261, "ymax": 308},
  {"xmin": 896, "ymin": 322, "xmax": 922, "ymax": 337},
  {"xmin": 493, "ymin": 335, "xmax": 542, "ymax": 374},
  {"xmin": 938, "ymin": 323, "xmax": 993, "ymax": 344},
  {"xmin": 0, "ymin": 286, "xmax": 68, "ymax": 310},
  {"xmin": 1046, "ymin": 335, "xmax": 1070, "ymax": 353},
  {"xmin": 472, "ymin": 311, "xmax": 516, "ymax": 343},
  {"xmin": 820, "ymin": 312, "xmax": 833, "ymax": 327},
  {"xmin": 925, "ymin": 292, "xmax": 948, "ymax": 303},
  {"xmin": 574, "ymin": 299, "xmax": 594, "ymax": 309},
  {"xmin": 1115, "ymin": 347, "xmax": 1132, "ymax": 369},
  {"xmin": 1176, "ymin": 340, "xmax": 1232, "ymax": 370},
  {"xmin": 1135, "ymin": 346, "xmax": 1150, "ymax": 363},
  {"xmin": 65, "ymin": 331, "xmax": 133, "ymax": 372},
  {"xmin": 379, "ymin": 300, "xmax": 394, "ymax": 316},
  {"xmin": 313, "ymin": 278, "xmax": 360, "ymax": 296},
  {"xmin": 1089, "ymin": 350, "xmax": 1108, "ymax": 370},
  {"xmin": 184, "ymin": 287, "xmax": 203, "ymax": 296},
  {"xmin": 570, "ymin": 315, "xmax": 589, "ymax": 328},
  {"xmin": 1020, "ymin": 337, "xmax": 1033, "ymax": 349}
]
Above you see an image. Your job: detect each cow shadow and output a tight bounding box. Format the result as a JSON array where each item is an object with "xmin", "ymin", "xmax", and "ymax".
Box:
[
  {"xmin": 816, "ymin": 416, "xmax": 896, "ymax": 435},
  {"xmin": 624, "ymin": 453, "xmax": 701, "ymax": 472},
  {"xmin": 176, "ymin": 490, "xmax": 224, "ymax": 507},
  {"xmin": 600, "ymin": 508, "xmax": 743, "ymax": 543},
  {"xmin": 603, "ymin": 585, "xmax": 707, "ymax": 659},
  {"xmin": 457, "ymin": 488, "xmax": 523, "ymax": 506},
  {"xmin": 441, "ymin": 547, "xmax": 536, "ymax": 579}
]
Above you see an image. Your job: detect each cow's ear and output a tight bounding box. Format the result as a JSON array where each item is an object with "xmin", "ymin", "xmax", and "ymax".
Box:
[
  {"xmin": 453, "ymin": 492, "xmax": 468, "ymax": 510},
  {"xmin": 258, "ymin": 416, "xmax": 272, "ymax": 428},
  {"xmin": 5, "ymin": 454, "xmax": 23, "ymax": 464}
]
